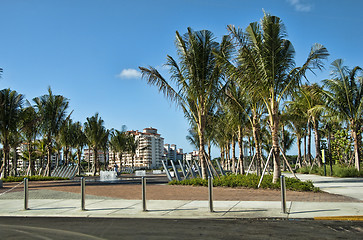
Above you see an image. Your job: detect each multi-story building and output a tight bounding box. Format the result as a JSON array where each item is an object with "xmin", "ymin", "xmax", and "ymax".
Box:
[
  {"xmin": 83, "ymin": 149, "xmax": 109, "ymax": 165},
  {"xmin": 16, "ymin": 142, "xmax": 60, "ymax": 174},
  {"xmin": 164, "ymin": 144, "xmax": 184, "ymax": 163},
  {"xmin": 110, "ymin": 127, "xmax": 164, "ymax": 169},
  {"xmin": 184, "ymin": 150, "xmax": 199, "ymax": 162}
]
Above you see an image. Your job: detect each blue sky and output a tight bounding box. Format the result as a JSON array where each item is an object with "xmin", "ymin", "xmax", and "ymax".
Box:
[{"xmin": 0, "ymin": 0, "xmax": 362, "ymax": 157}]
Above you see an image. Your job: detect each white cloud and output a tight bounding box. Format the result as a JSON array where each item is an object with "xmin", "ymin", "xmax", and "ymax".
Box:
[
  {"xmin": 287, "ymin": 0, "xmax": 312, "ymax": 12},
  {"xmin": 117, "ymin": 68, "xmax": 142, "ymax": 79}
]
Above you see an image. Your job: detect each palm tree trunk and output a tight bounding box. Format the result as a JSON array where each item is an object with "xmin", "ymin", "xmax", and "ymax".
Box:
[
  {"xmin": 313, "ymin": 118, "xmax": 322, "ymax": 167},
  {"xmin": 197, "ymin": 114, "xmax": 208, "ymax": 179},
  {"xmin": 303, "ymin": 134, "xmax": 307, "ymax": 166},
  {"xmin": 281, "ymin": 124, "xmax": 286, "ymax": 171},
  {"xmin": 231, "ymin": 134, "xmax": 236, "ymax": 173},
  {"xmin": 351, "ymin": 124, "xmax": 361, "ymax": 171},
  {"xmin": 271, "ymin": 103, "xmax": 281, "ymax": 184},
  {"xmin": 77, "ymin": 149, "xmax": 82, "ymax": 175},
  {"xmin": 297, "ymin": 136, "xmax": 302, "ymax": 168},
  {"xmin": 208, "ymin": 141, "xmax": 211, "ymax": 163},
  {"xmin": 13, "ymin": 148, "xmax": 18, "ymax": 176},
  {"xmin": 93, "ymin": 148, "xmax": 98, "ymax": 176},
  {"xmin": 220, "ymin": 146, "xmax": 225, "ymax": 169},
  {"xmin": 46, "ymin": 144, "xmax": 52, "ymax": 176},
  {"xmin": 1, "ymin": 140, "xmax": 9, "ymax": 178},
  {"xmin": 307, "ymin": 120, "xmax": 312, "ymax": 166},
  {"xmin": 226, "ymin": 141, "xmax": 230, "ymax": 171},
  {"xmin": 237, "ymin": 125, "xmax": 245, "ymax": 174},
  {"xmin": 88, "ymin": 148, "xmax": 90, "ymax": 173},
  {"xmin": 252, "ymin": 121, "xmax": 262, "ymax": 176},
  {"xmin": 28, "ymin": 143, "xmax": 34, "ymax": 176}
]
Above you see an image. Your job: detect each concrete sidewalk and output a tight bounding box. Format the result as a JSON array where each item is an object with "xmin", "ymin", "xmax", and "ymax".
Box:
[
  {"xmin": 0, "ymin": 198, "xmax": 362, "ymax": 219},
  {"xmin": 0, "ymin": 173, "xmax": 362, "ymax": 220},
  {"xmin": 284, "ymin": 173, "xmax": 363, "ymax": 201}
]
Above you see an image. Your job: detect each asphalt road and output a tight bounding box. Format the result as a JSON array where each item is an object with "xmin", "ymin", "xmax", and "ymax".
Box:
[{"xmin": 0, "ymin": 217, "xmax": 362, "ymax": 239}]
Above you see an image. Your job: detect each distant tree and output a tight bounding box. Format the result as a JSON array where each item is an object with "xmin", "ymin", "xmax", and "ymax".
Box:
[
  {"xmin": 59, "ymin": 119, "xmax": 75, "ymax": 166},
  {"xmin": 322, "ymin": 59, "xmax": 363, "ymax": 171},
  {"xmin": 126, "ymin": 134, "xmax": 138, "ymax": 169},
  {"xmin": 9, "ymin": 130, "xmax": 22, "ymax": 176},
  {"xmin": 0, "ymin": 89, "xmax": 24, "ymax": 178},
  {"xmin": 20, "ymin": 105, "xmax": 40, "ymax": 176},
  {"xmin": 110, "ymin": 126, "xmax": 128, "ymax": 168},
  {"xmin": 33, "ymin": 87, "xmax": 69, "ymax": 176},
  {"xmin": 73, "ymin": 121, "xmax": 87, "ymax": 175},
  {"xmin": 84, "ymin": 113, "xmax": 108, "ymax": 176}
]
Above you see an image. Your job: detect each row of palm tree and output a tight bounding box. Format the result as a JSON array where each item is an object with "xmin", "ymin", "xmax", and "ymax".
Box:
[
  {"xmin": 0, "ymin": 87, "xmax": 138, "ymax": 178},
  {"xmin": 1, "ymin": 13, "xmax": 361, "ymax": 181},
  {"xmin": 140, "ymin": 12, "xmax": 362, "ymax": 181}
]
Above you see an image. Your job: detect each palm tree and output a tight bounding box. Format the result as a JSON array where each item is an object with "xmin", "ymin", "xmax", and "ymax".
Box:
[
  {"xmin": 110, "ymin": 126, "xmax": 128, "ymax": 168},
  {"xmin": 73, "ymin": 121, "xmax": 87, "ymax": 175},
  {"xmin": 285, "ymin": 103, "xmax": 306, "ymax": 168},
  {"xmin": 59, "ymin": 119, "xmax": 74, "ymax": 166},
  {"xmin": 33, "ymin": 87, "xmax": 69, "ymax": 176},
  {"xmin": 0, "ymin": 89, "xmax": 23, "ymax": 178},
  {"xmin": 84, "ymin": 113, "xmax": 108, "ymax": 176},
  {"xmin": 9, "ymin": 130, "xmax": 22, "ymax": 176},
  {"xmin": 139, "ymin": 28, "xmax": 231, "ymax": 179},
  {"xmin": 287, "ymin": 84, "xmax": 325, "ymax": 167},
  {"xmin": 20, "ymin": 105, "xmax": 40, "ymax": 176},
  {"xmin": 225, "ymin": 13, "xmax": 328, "ymax": 182},
  {"xmin": 126, "ymin": 134, "xmax": 138, "ymax": 169},
  {"xmin": 34, "ymin": 138, "xmax": 48, "ymax": 174},
  {"xmin": 322, "ymin": 59, "xmax": 363, "ymax": 171}
]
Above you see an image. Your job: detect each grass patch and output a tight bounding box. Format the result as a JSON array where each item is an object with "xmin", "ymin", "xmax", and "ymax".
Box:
[
  {"xmin": 296, "ymin": 165, "xmax": 363, "ymax": 177},
  {"xmin": 169, "ymin": 174, "xmax": 319, "ymax": 192},
  {"xmin": 1, "ymin": 175, "xmax": 69, "ymax": 182}
]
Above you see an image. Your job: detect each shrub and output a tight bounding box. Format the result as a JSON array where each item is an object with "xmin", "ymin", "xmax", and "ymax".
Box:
[
  {"xmin": 296, "ymin": 164, "xmax": 363, "ymax": 177},
  {"xmin": 169, "ymin": 174, "xmax": 318, "ymax": 192},
  {"xmin": 1, "ymin": 176, "xmax": 69, "ymax": 182}
]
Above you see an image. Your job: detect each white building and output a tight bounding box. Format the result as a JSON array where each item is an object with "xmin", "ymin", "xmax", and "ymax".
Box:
[
  {"xmin": 16, "ymin": 142, "xmax": 59, "ymax": 173},
  {"xmin": 83, "ymin": 149, "xmax": 109, "ymax": 165},
  {"xmin": 184, "ymin": 150, "xmax": 199, "ymax": 162},
  {"xmin": 164, "ymin": 144, "xmax": 184, "ymax": 163},
  {"xmin": 110, "ymin": 127, "xmax": 164, "ymax": 169}
]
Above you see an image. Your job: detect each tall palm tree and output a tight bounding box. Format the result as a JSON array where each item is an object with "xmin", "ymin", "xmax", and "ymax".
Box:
[
  {"xmin": 84, "ymin": 113, "xmax": 107, "ymax": 176},
  {"xmin": 34, "ymin": 138, "xmax": 48, "ymax": 174},
  {"xmin": 73, "ymin": 121, "xmax": 87, "ymax": 175},
  {"xmin": 139, "ymin": 28, "xmax": 231, "ymax": 179},
  {"xmin": 0, "ymin": 89, "xmax": 23, "ymax": 178},
  {"xmin": 9, "ymin": 130, "xmax": 22, "ymax": 176},
  {"xmin": 225, "ymin": 13, "xmax": 328, "ymax": 182},
  {"xmin": 20, "ymin": 105, "xmax": 40, "ymax": 176},
  {"xmin": 126, "ymin": 134, "xmax": 138, "ymax": 169},
  {"xmin": 33, "ymin": 87, "xmax": 69, "ymax": 176},
  {"xmin": 322, "ymin": 59, "xmax": 363, "ymax": 171},
  {"xmin": 110, "ymin": 126, "xmax": 128, "ymax": 168},
  {"xmin": 285, "ymin": 103, "xmax": 306, "ymax": 168},
  {"xmin": 59, "ymin": 119, "xmax": 73, "ymax": 166}
]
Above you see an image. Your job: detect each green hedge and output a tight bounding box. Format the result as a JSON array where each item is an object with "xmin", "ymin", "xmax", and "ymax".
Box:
[
  {"xmin": 297, "ymin": 165, "xmax": 363, "ymax": 177},
  {"xmin": 169, "ymin": 174, "xmax": 319, "ymax": 192},
  {"xmin": 1, "ymin": 176, "xmax": 69, "ymax": 182}
]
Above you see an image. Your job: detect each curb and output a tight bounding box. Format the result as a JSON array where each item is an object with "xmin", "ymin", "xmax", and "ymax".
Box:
[{"xmin": 314, "ymin": 216, "xmax": 363, "ymax": 221}]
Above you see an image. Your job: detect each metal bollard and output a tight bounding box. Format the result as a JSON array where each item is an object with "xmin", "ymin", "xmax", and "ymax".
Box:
[
  {"xmin": 142, "ymin": 177, "xmax": 147, "ymax": 211},
  {"xmin": 280, "ymin": 175, "xmax": 287, "ymax": 213},
  {"xmin": 24, "ymin": 178, "xmax": 29, "ymax": 210},
  {"xmin": 208, "ymin": 176, "xmax": 213, "ymax": 212},
  {"xmin": 81, "ymin": 177, "xmax": 86, "ymax": 211}
]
